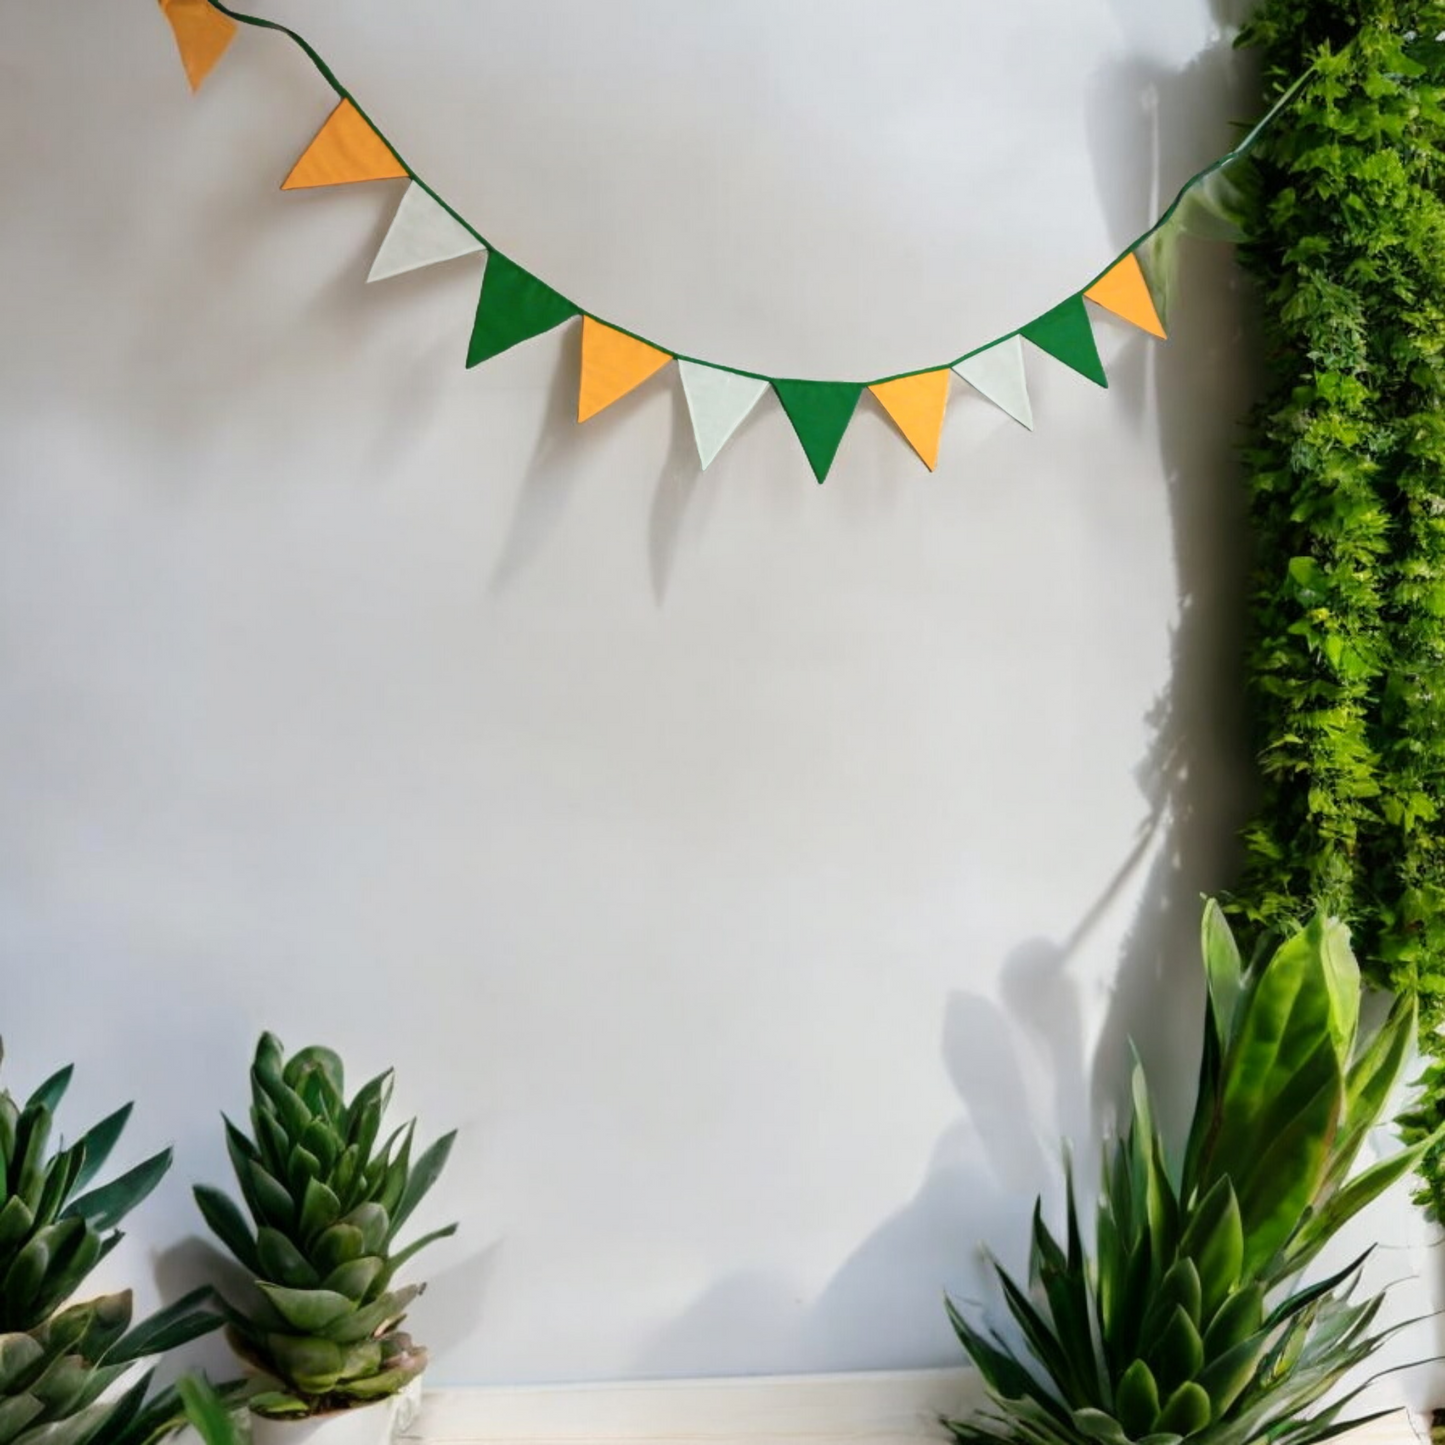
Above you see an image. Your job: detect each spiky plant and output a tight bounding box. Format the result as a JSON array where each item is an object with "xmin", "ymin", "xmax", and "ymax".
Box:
[
  {"xmin": 0, "ymin": 1055, "xmax": 172, "ymax": 1332},
  {"xmin": 0, "ymin": 1048, "xmax": 223, "ymax": 1445},
  {"xmin": 0, "ymin": 1288, "xmax": 225, "ymax": 1445},
  {"xmin": 195, "ymin": 1034, "xmax": 457, "ymax": 1419},
  {"xmin": 947, "ymin": 901, "xmax": 1433, "ymax": 1445}
]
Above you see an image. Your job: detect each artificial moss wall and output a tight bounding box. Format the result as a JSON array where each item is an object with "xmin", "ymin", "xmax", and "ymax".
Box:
[{"xmin": 1232, "ymin": 0, "xmax": 1445, "ymax": 1203}]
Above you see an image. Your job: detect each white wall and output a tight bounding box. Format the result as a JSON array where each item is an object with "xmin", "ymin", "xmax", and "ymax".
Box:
[{"xmin": 5, "ymin": 0, "xmax": 1425, "ymax": 1401}]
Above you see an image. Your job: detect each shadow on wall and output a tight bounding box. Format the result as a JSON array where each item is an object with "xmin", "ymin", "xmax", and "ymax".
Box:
[{"xmin": 628, "ymin": 26, "xmax": 1261, "ymax": 1381}]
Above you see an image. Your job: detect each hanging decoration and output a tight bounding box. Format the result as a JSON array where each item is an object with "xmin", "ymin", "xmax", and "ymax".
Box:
[{"xmin": 155, "ymin": 0, "xmax": 1311, "ymax": 482}]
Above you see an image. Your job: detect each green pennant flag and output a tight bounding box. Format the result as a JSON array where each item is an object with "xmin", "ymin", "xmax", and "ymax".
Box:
[
  {"xmin": 773, "ymin": 380, "xmax": 864, "ymax": 483},
  {"xmin": 466, "ymin": 252, "xmax": 579, "ymax": 368},
  {"xmin": 1020, "ymin": 295, "xmax": 1108, "ymax": 388}
]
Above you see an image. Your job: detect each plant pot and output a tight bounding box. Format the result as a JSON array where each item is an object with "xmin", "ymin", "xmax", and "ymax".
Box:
[{"xmin": 249, "ymin": 1381, "xmax": 424, "ymax": 1445}]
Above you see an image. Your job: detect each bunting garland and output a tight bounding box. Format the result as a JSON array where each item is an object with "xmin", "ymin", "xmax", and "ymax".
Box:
[{"xmin": 155, "ymin": 0, "xmax": 1314, "ymax": 482}]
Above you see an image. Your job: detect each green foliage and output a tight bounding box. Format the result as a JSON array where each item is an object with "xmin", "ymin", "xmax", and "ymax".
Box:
[
  {"xmin": 946, "ymin": 903, "xmax": 1432, "ymax": 1445},
  {"xmin": 1232, "ymin": 0, "xmax": 1445, "ymax": 1209},
  {"xmin": 0, "ymin": 1048, "xmax": 222, "ymax": 1445},
  {"xmin": 0, "ymin": 1055, "xmax": 169, "ymax": 1332},
  {"xmin": 176, "ymin": 1376, "xmax": 245, "ymax": 1445},
  {"xmin": 197, "ymin": 1034, "xmax": 457, "ymax": 1418}
]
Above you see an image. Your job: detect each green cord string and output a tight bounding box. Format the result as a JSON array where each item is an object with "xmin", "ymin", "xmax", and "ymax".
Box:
[{"xmin": 200, "ymin": 0, "xmax": 1313, "ymax": 387}]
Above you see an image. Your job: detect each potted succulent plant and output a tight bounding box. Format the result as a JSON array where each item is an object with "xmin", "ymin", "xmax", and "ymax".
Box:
[
  {"xmin": 946, "ymin": 901, "xmax": 1437, "ymax": 1445},
  {"xmin": 0, "ymin": 1044, "xmax": 224, "ymax": 1445},
  {"xmin": 194, "ymin": 1034, "xmax": 456, "ymax": 1445}
]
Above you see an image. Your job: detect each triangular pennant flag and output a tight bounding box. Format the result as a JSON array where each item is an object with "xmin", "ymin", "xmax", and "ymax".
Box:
[
  {"xmin": 1084, "ymin": 253, "xmax": 1167, "ymax": 339},
  {"xmin": 773, "ymin": 380, "xmax": 863, "ymax": 483},
  {"xmin": 158, "ymin": 0, "xmax": 237, "ymax": 92},
  {"xmin": 368, "ymin": 182, "xmax": 485, "ymax": 283},
  {"xmin": 678, "ymin": 362, "xmax": 769, "ymax": 469},
  {"xmin": 282, "ymin": 99, "xmax": 408, "ymax": 191},
  {"xmin": 466, "ymin": 252, "xmax": 579, "ymax": 368},
  {"xmin": 1020, "ymin": 296, "xmax": 1108, "ymax": 388},
  {"xmin": 953, "ymin": 337, "xmax": 1034, "ymax": 429},
  {"xmin": 578, "ymin": 319, "xmax": 673, "ymax": 422},
  {"xmin": 868, "ymin": 370, "xmax": 951, "ymax": 471}
]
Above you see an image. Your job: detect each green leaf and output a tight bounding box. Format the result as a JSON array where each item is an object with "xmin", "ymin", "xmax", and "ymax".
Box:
[
  {"xmin": 1202, "ymin": 1282, "xmax": 1263, "ymax": 1356},
  {"xmin": 71, "ymin": 1106, "xmax": 134, "ymax": 1193},
  {"xmin": 0, "ymin": 1334, "xmax": 45, "ymax": 1394},
  {"xmin": 245, "ymin": 1164, "xmax": 297, "ymax": 1234},
  {"xmin": 1155, "ymin": 1382, "xmax": 1211, "ymax": 1437},
  {"xmin": 339, "ymin": 1205, "xmax": 389, "ymax": 1257},
  {"xmin": 1115, "ymin": 1359, "xmax": 1161, "ymax": 1438},
  {"xmin": 255, "ymin": 1285, "xmax": 354, "ymax": 1334},
  {"xmin": 11, "ymin": 1400, "xmax": 113, "ymax": 1445},
  {"xmin": 1070, "ymin": 1410, "xmax": 1131, "ymax": 1445},
  {"xmin": 1178, "ymin": 1178, "xmax": 1243, "ymax": 1319},
  {"xmin": 0, "ymin": 1198, "xmax": 36, "ymax": 1251},
  {"xmin": 62, "ymin": 1150, "xmax": 171, "ymax": 1232},
  {"xmin": 1201, "ymin": 899, "xmax": 1244, "ymax": 1043},
  {"xmin": 257, "ymin": 1227, "xmax": 321, "ymax": 1290},
  {"xmin": 389, "ymin": 1130, "xmax": 457, "ymax": 1237},
  {"xmin": 24, "ymin": 1069, "xmax": 72, "ymax": 1119},
  {"xmin": 325, "ymin": 1286, "xmax": 421, "ymax": 1345},
  {"xmin": 246, "ymin": 1394, "xmax": 311, "ymax": 1421},
  {"xmin": 106, "ymin": 1286, "xmax": 221, "ymax": 1365},
  {"xmin": 1284, "ymin": 1137, "xmax": 1435, "ymax": 1275},
  {"xmin": 385, "ymin": 1223, "xmax": 458, "ymax": 1281},
  {"xmin": 1147, "ymin": 1306, "xmax": 1203, "ymax": 1395},
  {"xmin": 193, "ymin": 1186, "xmax": 260, "ymax": 1274},
  {"xmin": 176, "ymin": 1375, "xmax": 244, "ymax": 1445},
  {"xmin": 1315, "ymin": 916, "xmax": 1360, "ymax": 1059},
  {"xmin": 1234, "ymin": 1060, "xmax": 1342, "ymax": 1275},
  {"xmin": 321, "ymin": 1257, "xmax": 384, "ymax": 1304},
  {"xmin": 945, "ymin": 1297, "xmax": 1060, "ymax": 1410},
  {"xmin": 313, "ymin": 1224, "xmax": 367, "ymax": 1274},
  {"xmin": 0, "ymin": 1395, "xmax": 45, "ymax": 1443},
  {"xmin": 298, "ymin": 1177, "xmax": 342, "ymax": 1245},
  {"xmin": 264, "ymin": 1332, "xmax": 344, "ymax": 1394}
]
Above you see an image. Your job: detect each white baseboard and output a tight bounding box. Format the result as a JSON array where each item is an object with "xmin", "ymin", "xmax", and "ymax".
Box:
[{"xmin": 403, "ymin": 1371, "xmax": 1421, "ymax": 1445}]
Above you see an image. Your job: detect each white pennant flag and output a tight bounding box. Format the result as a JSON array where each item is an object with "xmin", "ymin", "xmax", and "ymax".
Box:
[
  {"xmin": 368, "ymin": 182, "xmax": 485, "ymax": 283},
  {"xmin": 678, "ymin": 360, "xmax": 769, "ymax": 469},
  {"xmin": 953, "ymin": 335, "xmax": 1033, "ymax": 430}
]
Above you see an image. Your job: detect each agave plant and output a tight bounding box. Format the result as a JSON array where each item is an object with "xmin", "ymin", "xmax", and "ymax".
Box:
[
  {"xmin": 0, "ymin": 1288, "xmax": 224, "ymax": 1445},
  {"xmin": 947, "ymin": 901, "xmax": 1435, "ymax": 1445},
  {"xmin": 195, "ymin": 1034, "xmax": 457, "ymax": 1418},
  {"xmin": 0, "ymin": 1048, "xmax": 222, "ymax": 1445},
  {"xmin": 0, "ymin": 1053, "xmax": 172, "ymax": 1332}
]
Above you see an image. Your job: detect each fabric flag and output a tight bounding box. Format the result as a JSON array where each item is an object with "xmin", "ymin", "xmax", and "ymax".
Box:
[
  {"xmin": 773, "ymin": 380, "xmax": 863, "ymax": 483},
  {"xmin": 678, "ymin": 362, "xmax": 769, "ymax": 469},
  {"xmin": 466, "ymin": 252, "xmax": 579, "ymax": 368},
  {"xmin": 868, "ymin": 370, "xmax": 951, "ymax": 471},
  {"xmin": 953, "ymin": 336, "xmax": 1033, "ymax": 430},
  {"xmin": 158, "ymin": 0, "xmax": 237, "ymax": 91},
  {"xmin": 368, "ymin": 182, "xmax": 485, "ymax": 283},
  {"xmin": 282, "ymin": 99, "xmax": 408, "ymax": 191},
  {"xmin": 578, "ymin": 319, "xmax": 672, "ymax": 422},
  {"xmin": 1020, "ymin": 295, "xmax": 1108, "ymax": 388},
  {"xmin": 1084, "ymin": 254, "xmax": 1166, "ymax": 339}
]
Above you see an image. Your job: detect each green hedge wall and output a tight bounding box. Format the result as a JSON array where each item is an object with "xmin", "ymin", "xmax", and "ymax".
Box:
[{"xmin": 1232, "ymin": 0, "xmax": 1445, "ymax": 1204}]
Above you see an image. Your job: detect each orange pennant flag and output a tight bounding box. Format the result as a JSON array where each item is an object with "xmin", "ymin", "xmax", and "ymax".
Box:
[
  {"xmin": 158, "ymin": 0, "xmax": 237, "ymax": 92},
  {"xmin": 578, "ymin": 318, "xmax": 673, "ymax": 423},
  {"xmin": 282, "ymin": 99, "xmax": 408, "ymax": 191},
  {"xmin": 868, "ymin": 369, "xmax": 951, "ymax": 470},
  {"xmin": 1084, "ymin": 254, "xmax": 1167, "ymax": 339}
]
